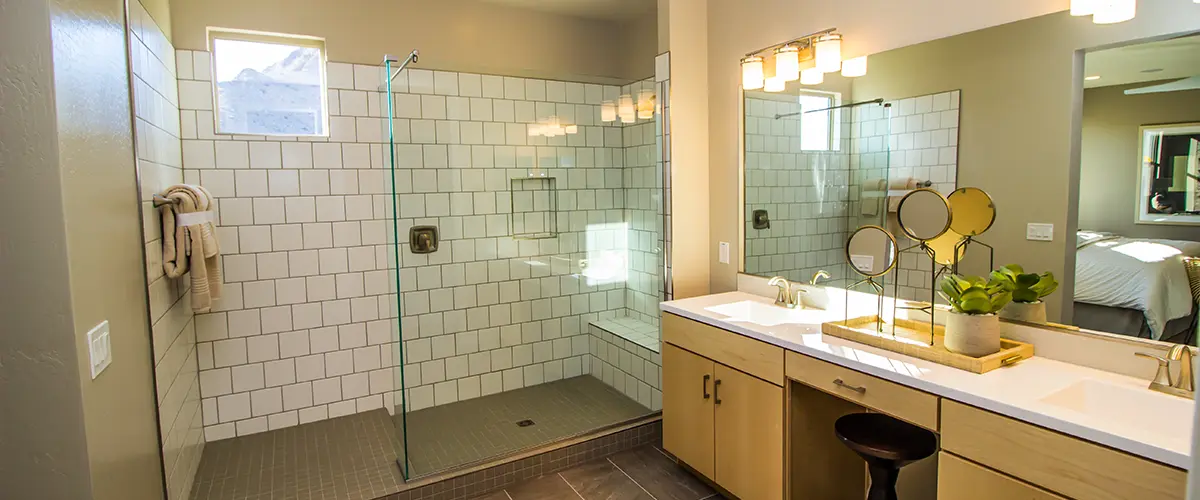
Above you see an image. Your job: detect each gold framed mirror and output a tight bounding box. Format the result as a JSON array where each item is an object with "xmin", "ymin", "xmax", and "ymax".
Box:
[
  {"xmin": 896, "ymin": 188, "xmax": 952, "ymax": 241},
  {"xmin": 846, "ymin": 225, "xmax": 898, "ymax": 277},
  {"xmin": 947, "ymin": 187, "xmax": 996, "ymax": 237},
  {"xmin": 926, "ymin": 229, "xmax": 967, "ymax": 266}
]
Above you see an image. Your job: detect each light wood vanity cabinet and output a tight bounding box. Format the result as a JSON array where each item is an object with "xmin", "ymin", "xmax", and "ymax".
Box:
[
  {"xmin": 662, "ymin": 315, "xmax": 784, "ymax": 500},
  {"xmin": 662, "ymin": 312, "xmax": 1187, "ymax": 500}
]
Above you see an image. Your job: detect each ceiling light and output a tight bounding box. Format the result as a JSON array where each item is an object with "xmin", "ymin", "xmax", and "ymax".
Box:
[
  {"xmin": 742, "ymin": 56, "xmax": 765, "ymax": 90},
  {"xmin": 637, "ymin": 90, "xmax": 655, "ymax": 119},
  {"xmin": 600, "ymin": 100, "xmax": 616, "ymax": 123},
  {"xmin": 764, "ymin": 76, "xmax": 786, "ymax": 92},
  {"xmin": 841, "ymin": 56, "xmax": 868, "ymax": 78},
  {"xmin": 1084, "ymin": 75, "xmax": 1101, "ymax": 81},
  {"xmin": 775, "ymin": 45, "xmax": 801, "ymax": 82},
  {"xmin": 814, "ymin": 34, "xmax": 843, "ymax": 73},
  {"xmin": 800, "ymin": 67, "xmax": 824, "ymax": 85},
  {"xmin": 1070, "ymin": 0, "xmax": 1099, "ymax": 15},
  {"xmin": 1092, "ymin": 0, "xmax": 1136, "ymax": 24}
]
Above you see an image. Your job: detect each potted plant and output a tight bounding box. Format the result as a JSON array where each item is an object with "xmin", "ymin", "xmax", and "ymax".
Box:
[
  {"xmin": 990, "ymin": 264, "xmax": 1058, "ymax": 324},
  {"xmin": 939, "ymin": 274, "xmax": 1012, "ymax": 357}
]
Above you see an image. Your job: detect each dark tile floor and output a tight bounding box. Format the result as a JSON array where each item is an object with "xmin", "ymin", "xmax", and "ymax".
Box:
[
  {"xmin": 471, "ymin": 446, "xmax": 722, "ymax": 500},
  {"xmin": 404, "ymin": 376, "xmax": 651, "ymax": 477}
]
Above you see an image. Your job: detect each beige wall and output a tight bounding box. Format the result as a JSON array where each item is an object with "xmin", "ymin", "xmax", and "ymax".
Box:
[
  {"xmin": 1079, "ymin": 83, "xmax": 1200, "ymax": 241},
  {"xmin": 0, "ymin": 0, "xmax": 95, "ymax": 497},
  {"xmin": 169, "ymin": 0, "xmax": 654, "ymax": 84},
  {"xmin": 706, "ymin": 0, "xmax": 1200, "ymax": 322},
  {"xmin": 53, "ymin": 0, "xmax": 168, "ymax": 497},
  {"xmin": 668, "ymin": 0, "xmax": 711, "ymax": 298}
]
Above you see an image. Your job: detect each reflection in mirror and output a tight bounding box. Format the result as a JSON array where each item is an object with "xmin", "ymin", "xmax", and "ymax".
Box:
[
  {"xmin": 896, "ymin": 188, "xmax": 952, "ymax": 241},
  {"xmin": 1075, "ymin": 33, "xmax": 1200, "ymax": 346},
  {"xmin": 742, "ymin": 72, "xmax": 894, "ymax": 289},
  {"xmin": 925, "ymin": 229, "xmax": 967, "ymax": 266},
  {"xmin": 846, "ymin": 226, "xmax": 898, "ymax": 277},
  {"xmin": 947, "ymin": 187, "xmax": 997, "ymax": 237}
]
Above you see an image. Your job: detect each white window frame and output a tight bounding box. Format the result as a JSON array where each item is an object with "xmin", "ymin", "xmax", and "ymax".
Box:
[
  {"xmin": 796, "ymin": 90, "xmax": 841, "ymax": 152},
  {"xmin": 206, "ymin": 28, "xmax": 330, "ymax": 137}
]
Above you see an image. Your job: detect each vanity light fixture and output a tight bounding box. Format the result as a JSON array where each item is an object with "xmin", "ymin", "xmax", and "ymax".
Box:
[
  {"xmin": 841, "ymin": 56, "xmax": 868, "ymax": 78},
  {"xmin": 1092, "ymin": 0, "xmax": 1136, "ymax": 24},
  {"xmin": 800, "ymin": 67, "xmax": 824, "ymax": 85},
  {"xmin": 815, "ymin": 34, "xmax": 843, "ymax": 73},
  {"xmin": 764, "ymin": 76, "xmax": 786, "ymax": 92},
  {"xmin": 740, "ymin": 28, "xmax": 857, "ymax": 89},
  {"xmin": 775, "ymin": 44, "xmax": 801, "ymax": 81},
  {"xmin": 741, "ymin": 55, "xmax": 765, "ymax": 90},
  {"xmin": 528, "ymin": 116, "xmax": 579, "ymax": 138},
  {"xmin": 601, "ymin": 100, "xmax": 616, "ymax": 122}
]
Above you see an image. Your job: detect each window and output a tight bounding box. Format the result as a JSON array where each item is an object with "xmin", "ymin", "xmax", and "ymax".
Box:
[
  {"xmin": 208, "ymin": 29, "xmax": 328, "ymax": 136},
  {"xmin": 797, "ymin": 92, "xmax": 840, "ymax": 151}
]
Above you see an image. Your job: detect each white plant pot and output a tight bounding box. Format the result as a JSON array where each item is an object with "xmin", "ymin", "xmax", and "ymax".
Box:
[
  {"xmin": 999, "ymin": 301, "xmax": 1047, "ymax": 324},
  {"xmin": 944, "ymin": 310, "xmax": 1001, "ymax": 357}
]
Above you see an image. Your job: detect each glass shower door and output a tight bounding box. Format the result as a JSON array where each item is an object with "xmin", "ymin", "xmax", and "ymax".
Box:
[{"xmin": 381, "ymin": 57, "xmax": 410, "ymax": 480}]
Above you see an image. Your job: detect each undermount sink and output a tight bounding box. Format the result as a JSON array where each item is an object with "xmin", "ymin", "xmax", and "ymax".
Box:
[
  {"xmin": 704, "ymin": 300, "xmax": 832, "ymax": 327},
  {"xmin": 1037, "ymin": 379, "xmax": 1193, "ymax": 439}
]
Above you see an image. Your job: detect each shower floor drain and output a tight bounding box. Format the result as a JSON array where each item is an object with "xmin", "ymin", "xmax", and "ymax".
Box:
[{"xmin": 516, "ymin": 419, "xmax": 535, "ymax": 427}]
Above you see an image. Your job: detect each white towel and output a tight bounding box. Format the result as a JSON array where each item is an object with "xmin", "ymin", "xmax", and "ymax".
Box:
[{"xmin": 160, "ymin": 184, "xmax": 222, "ymax": 313}]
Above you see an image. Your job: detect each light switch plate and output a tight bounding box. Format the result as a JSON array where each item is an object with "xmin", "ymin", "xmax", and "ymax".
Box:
[
  {"xmin": 87, "ymin": 320, "xmax": 112, "ymax": 379},
  {"xmin": 719, "ymin": 242, "xmax": 730, "ymax": 264},
  {"xmin": 1027, "ymin": 223, "xmax": 1054, "ymax": 241}
]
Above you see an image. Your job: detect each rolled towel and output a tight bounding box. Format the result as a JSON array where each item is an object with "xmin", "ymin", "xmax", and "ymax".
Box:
[{"xmin": 160, "ymin": 184, "xmax": 222, "ymax": 313}]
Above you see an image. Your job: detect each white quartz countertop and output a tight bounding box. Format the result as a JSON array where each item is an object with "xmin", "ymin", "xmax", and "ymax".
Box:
[{"xmin": 661, "ymin": 291, "xmax": 1193, "ymax": 469}]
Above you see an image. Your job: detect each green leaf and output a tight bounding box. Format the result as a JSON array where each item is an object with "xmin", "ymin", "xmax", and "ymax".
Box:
[
  {"xmin": 1012, "ymin": 289, "xmax": 1039, "ymax": 303},
  {"xmin": 1015, "ymin": 273, "xmax": 1040, "ymax": 288}
]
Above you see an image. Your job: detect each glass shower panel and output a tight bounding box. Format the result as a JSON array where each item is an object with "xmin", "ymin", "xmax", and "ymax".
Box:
[
  {"xmin": 845, "ymin": 101, "xmax": 893, "ymax": 291},
  {"xmin": 381, "ymin": 58, "xmax": 410, "ymax": 480}
]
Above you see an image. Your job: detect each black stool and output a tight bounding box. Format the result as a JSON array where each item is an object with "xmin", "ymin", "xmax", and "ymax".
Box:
[{"xmin": 834, "ymin": 413, "xmax": 937, "ymax": 500}]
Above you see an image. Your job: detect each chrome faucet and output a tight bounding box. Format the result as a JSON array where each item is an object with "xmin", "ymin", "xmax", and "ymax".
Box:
[
  {"xmin": 768, "ymin": 276, "xmax": 801, "ymax": 309},
  {"xmin": 810, "ymin": 270, "xmax": 831, "ymax": 285},
  {"xmin": 1135, "ymin": 346, "xmax": 1195, "ymax": 399}
]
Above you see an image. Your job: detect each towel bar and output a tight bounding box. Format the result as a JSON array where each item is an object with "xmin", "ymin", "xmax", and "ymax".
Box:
[{"xmin": 152, "ymin": 194, "xmax": 178, "ymax": 207}]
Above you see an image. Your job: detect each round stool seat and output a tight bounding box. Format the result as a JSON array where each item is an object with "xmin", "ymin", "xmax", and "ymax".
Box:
[{"xmin": 835, "ymin": 413, "xmax": 938, "ymax": 500}]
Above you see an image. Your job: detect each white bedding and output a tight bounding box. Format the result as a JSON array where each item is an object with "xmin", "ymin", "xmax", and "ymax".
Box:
[{"xmin": 1074, "ymin": 232, "xmax": 1200, "ymax": 339}]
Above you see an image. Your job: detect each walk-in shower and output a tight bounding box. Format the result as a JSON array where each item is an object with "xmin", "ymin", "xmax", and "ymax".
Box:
[{"xmin": 378, "ymin": 52, "xmax": 672, "ymax": 480}]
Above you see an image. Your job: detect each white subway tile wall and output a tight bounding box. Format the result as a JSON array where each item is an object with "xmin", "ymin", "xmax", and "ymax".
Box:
[
  {"xmin": 743, "ymin": 90, "xmax": 960, "ymax": 298},
  {"xmin": 862, "ymin": 91, "xmax": 961, "ymax": 302},
  {"xmin": 180, "ymin": 51, "xmax": 665, "ymax": 440},
  {"xmin": 743, "ymin": 92, "xmax": 853, "ymax": 284},
  {"xmin": 130, "ymin": 2, "xmax": 204, "ymax": 499}
]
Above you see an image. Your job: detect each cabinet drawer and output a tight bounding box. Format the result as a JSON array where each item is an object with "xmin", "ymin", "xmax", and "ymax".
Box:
[
  {"xmin": 663, "ymin": 313, "xmax": 784, "ymax": 385},
  {"xmin": 938, "ymin": 452, "xmax": 1065, "ymax": 500},
  {"xmin": 785, "ymin": 351, "xmax": 938, "ymax": 431},
  {"xmin": 941, "ymin": 399, "xmax": 1186, "ymax": 500}
]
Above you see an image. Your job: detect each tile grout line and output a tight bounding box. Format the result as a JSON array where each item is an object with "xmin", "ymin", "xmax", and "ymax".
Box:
[
  {"xmin": 606, "ymin": 458, "xmax": 658, "ymax": 500},
  {"xmin": 557, "ymin": 472, "xmax": 588, "ymax": 500}
]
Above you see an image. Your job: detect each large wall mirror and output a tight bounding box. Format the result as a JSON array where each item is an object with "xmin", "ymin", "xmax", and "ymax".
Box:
[{"xmin": 740, "ymin": 5, "xmax": 1200, "ymax": 349}]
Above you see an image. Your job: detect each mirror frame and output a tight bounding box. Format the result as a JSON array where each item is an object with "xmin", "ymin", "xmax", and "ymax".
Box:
[
  {"xmin": 896, "ymin": 187, "xmax": 953, "ymax": 242},
  {"xmin": 845, "ymin": 225, "xmax": 899, "ymax": 278}
]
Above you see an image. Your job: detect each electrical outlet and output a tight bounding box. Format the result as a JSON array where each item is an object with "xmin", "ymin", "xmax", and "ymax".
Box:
[
  {"xmin": 719, "ymin": 242, "xmax": 730, "ymax": 264},
  {"xmin": 87, "ymin": 320, "xmax": 112, "ymax": 379},
  {"xmin": 1026, "ymin": 223, "xmax": 1054, "ymax": 241}
]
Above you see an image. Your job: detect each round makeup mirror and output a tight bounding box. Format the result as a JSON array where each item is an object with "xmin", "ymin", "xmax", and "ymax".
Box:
[
  {"xmin": 896, "ymin": 188, "xmax": 952, "ymax": 241},
  {"xmin": 926, "ymin": 229, "xmax": 966, "ymax": 265},
  {"xmin": 846, "ymin": 226, "xmax": 898, "ymax": 277},
  {"xmin": 947, "ymin": 187, "xmax": 996, "ymax": 236}
]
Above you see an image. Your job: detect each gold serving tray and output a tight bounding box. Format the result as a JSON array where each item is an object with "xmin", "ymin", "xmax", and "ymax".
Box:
[{"xmin": 821, "ymin": 316, "xmax": 1034, "ymax": 374}]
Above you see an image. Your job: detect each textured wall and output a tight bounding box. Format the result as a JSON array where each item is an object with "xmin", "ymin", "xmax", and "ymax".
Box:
[
  {"xmin": 50, "ymin": 0, "xmax": 167, "ymax": 496},
  {"xmin": 0, "ymin": 0, "xmax": 95, "ymax": 496}
]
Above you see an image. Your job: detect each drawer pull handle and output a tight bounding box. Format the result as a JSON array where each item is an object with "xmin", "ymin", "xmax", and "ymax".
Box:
[
  {"xmin": 702, "ymin": 374, "xmax": 711, "ymax": 399},
  {"xmin": 714, "ymin": 379, "xmax": 722, "ymax": 405},
  {"xmin": 833, "ymin": 378, "xmax": 866, "ymax": 394},
  {"xmin": 1000, "ymin": 355, "xmax": 1023, "ymax": 367}
]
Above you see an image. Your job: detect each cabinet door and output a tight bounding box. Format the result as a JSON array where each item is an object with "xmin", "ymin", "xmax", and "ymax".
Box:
[
  {"xmin": 938, "ymin": 452, "xmax": 1066, "ymax": 499},
  {"xmin": 662, "ymin": 343, "xmax": 716, "ymax": 480},
  {"xmin": 714, "ymin": 364, "xmax": 784, "ymax": 500}
]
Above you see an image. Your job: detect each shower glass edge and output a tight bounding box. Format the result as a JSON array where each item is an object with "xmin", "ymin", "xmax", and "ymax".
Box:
[{"xmin": 382, "ymin": 58, "xmax": 411, "ymax": 480}]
